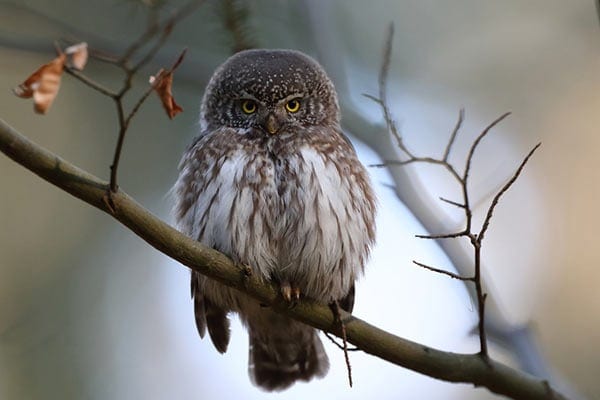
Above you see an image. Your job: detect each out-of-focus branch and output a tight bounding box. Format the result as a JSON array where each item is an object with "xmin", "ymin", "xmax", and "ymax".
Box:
[
  {"xmin": 219, "ymin": 0, "xmax": 256, "ymax": 53},
  {"xmin": 0, "ymin": 118, "xmax": 569, "ymax": 400}
]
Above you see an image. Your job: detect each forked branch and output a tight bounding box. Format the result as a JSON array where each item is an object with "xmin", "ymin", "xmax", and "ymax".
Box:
[
  {"xmin": 62, "ymin": 0, "xmax": 204, "ymax": 192},
  {"xmin": 366, "ymin": 22, "xmax": 541, "ymax": 361}
]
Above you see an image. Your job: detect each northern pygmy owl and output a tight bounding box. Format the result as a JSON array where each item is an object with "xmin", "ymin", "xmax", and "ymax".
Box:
[{"xmin": 173, "ymin": 49, "xmax": 376, "ymax": 391}]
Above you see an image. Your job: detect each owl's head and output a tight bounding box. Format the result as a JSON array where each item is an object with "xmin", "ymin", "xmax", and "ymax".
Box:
[{"xmin": 200, "ymin": 49, "xmax": 340, "ymax": 135}]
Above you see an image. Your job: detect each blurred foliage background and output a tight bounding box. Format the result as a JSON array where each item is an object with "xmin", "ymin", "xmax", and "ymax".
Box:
[{"xmin": 1, "ymin": 0, "xmax": 599, "ymax": 399}]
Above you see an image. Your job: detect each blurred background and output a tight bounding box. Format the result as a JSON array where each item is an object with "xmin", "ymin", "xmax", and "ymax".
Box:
[{"xmin": 1, "ymin": 1, "xmax": 599, "ymax": 399}]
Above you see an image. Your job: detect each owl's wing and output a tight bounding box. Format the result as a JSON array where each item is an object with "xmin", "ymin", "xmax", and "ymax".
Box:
[
  {"xmin": 191, "ymin": 271, "xmax": 231, "ymax": 353},
  {"xmin": 190, "ymin": 272, "xmax": 207, "ymax": 337},
  {"xmin": 178, "ymin": 135, "xmax": 233, "ymax": 354}
]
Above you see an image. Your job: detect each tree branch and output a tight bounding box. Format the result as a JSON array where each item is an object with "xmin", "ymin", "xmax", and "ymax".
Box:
[{"xmin": 0, "ymin": 119, "xmax": 568, "ymax": 400}]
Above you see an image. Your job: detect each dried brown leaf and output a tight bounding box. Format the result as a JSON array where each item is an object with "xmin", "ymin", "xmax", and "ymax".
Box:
[
  {"xmin": 65, "ymin": 42, "xmax": 88, "ymax": 70},
  {"xmin": 149, "ymin": 68, "xmax": 183, "ymax": 119},
  {"xmin": 13, "ymin": 53, "xmax": 67, "ymax": 114}
]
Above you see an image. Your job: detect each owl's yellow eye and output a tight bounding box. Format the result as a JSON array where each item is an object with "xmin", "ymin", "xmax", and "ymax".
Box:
[
  {"xmin": 241, "ymin": 100, "xmax": 257, "ymax": 114},
  {"xmin": 285, "ymin": 99, "xmax": 301, "ymax": 113}
]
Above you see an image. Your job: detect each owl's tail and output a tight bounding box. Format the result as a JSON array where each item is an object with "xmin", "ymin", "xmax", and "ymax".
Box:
[{"xmin": 248, "ymin": 325, "xmax": 329, "ymax": 391}]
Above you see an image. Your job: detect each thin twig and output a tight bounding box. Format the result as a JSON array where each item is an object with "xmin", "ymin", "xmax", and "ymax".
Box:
[
  {"xmin": 413, "ymin": 261, "xmax": 473, "ymax": 281},
  {"xmin": 443, "ymin": 108, "xmax": 465, "ymax": 162},
  {"xmin": 130, "ymin": 19, "xmax": 175, "ymax": 75},
  {"xmin": 106, "ymin": 8, "xmax": 196, "ymax": 191},
  {"xmin": 331, "ymin": 301, "xmax": 353, "ymax": 388},
  {"xmin": 463, "ymin": 112, "xmax": 512, "ymax": 185},
  {"xmin": 109, "ymin": 102, "xmax": 127, "ymax": 192},
  {"xmin": 371, "ymin": 26, "xmax": 541, "ymax": 360},
  {"xmin": 439, "ymin": 197, "xmax": 466, "ymax": 209},
  {"xmin": 375, "ymin": 22, "xmax": 415, "ymax": 159},
  {"xmin": 416, "ymin": 231, "xmax": 468, "ymax": 240},
  {"xmin": 323, "ymin": 332, "xmax": 360, "ymax": 352},
  {"xmin": 64, "ymin": 67, "xmax": 118, "ymax": 98},
  {"xmin": 362, "ymin": 93, "xmax": 382, "ymax": 105}
]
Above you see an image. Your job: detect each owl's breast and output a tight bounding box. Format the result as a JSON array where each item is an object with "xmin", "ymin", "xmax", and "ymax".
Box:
[
  {"xmin": 176, "ymin": 136, "xmax": 375, "ymax": 303},
  {"xmin": 260, "ymin": 144, "xmax": 375, "ymax": 301}
]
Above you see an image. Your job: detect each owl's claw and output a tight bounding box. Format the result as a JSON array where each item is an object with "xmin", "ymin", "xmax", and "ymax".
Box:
[
  {"xmin": 238, "ymin": 263, "xmax": 253, "ymax": 277},
  {"xmin": 280, "ymin": 282, "xmax": 301, "ymax": 306}
]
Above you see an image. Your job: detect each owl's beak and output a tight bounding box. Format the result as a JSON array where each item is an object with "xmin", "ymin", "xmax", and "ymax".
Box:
[{"xmin": 263, "ymin": 113, "xmax": 280, "ymax": 135}]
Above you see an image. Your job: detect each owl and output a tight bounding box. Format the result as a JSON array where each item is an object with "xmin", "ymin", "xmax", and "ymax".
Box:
[{"xmin": 173, "ymin": 49, "xmax": 376, "ymax": 391}]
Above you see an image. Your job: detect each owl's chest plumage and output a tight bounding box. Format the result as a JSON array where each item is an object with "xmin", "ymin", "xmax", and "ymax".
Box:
[{"xmin": 175, "ymin": 128, "xmax": 375, "ymax": 303}]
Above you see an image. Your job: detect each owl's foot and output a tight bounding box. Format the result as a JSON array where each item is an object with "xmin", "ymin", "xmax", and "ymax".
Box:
[
  {"xmin": 280, "ymin": 281, "xmax": 301, "ymax": 306},
  {"xmin": 238, "ymin": 263, "xmax": 253, "ymax": 278}
]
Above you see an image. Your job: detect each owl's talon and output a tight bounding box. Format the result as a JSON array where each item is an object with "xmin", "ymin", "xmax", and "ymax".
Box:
[
  {"xmin": 280, "ymin": 282, "xmax": 301, "ymax": 307},
  {"xmin": 239, "ymin": 263, "xmax": 253, "ymax": 277},
  {"xmin": 291, "ymin": 287, "xmax": 301, "ymax": 302},
  {"xmin": 281, "ymin": 282, "xmax": 292, "ymax": 302}
]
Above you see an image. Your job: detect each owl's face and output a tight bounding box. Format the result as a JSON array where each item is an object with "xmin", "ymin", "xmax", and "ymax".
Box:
[{"xmin": 200, "ymin": 49, "xmax": 340, "ymax": 136}]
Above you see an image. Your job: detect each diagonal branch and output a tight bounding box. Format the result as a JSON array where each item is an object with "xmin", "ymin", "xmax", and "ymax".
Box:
[
  {"xmin": 463, "ymin": 112, "xmax": 511, "ymax": 185},
  {"xmin": 0, "ymin": 119, "xmax": 568, "ymax": 400}
]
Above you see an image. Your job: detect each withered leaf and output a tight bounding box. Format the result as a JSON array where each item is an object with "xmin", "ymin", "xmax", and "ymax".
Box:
[
  {"xmin": 149, "ymin": 69, "xmax": 183, "ymax": 119},
  {"xmin": 65, "ymin": 42, "xmax": 88, "ymax": 70},
  {"xmin": 13, "ymin": 53, "xmax": 67, "ymax": 114}
]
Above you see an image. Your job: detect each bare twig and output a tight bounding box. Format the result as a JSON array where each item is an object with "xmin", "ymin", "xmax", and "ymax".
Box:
[
  {"xmin": 479, "ymin": 143, "xmax": 542, "ymax": 242},
  {"xmin": 462, "ymin": 112, "xmax": 512, "ymax": 187},
  {"xmin": 439, "ymin": 197, "xmax": 466, "ymax": 209},
  {"xmin": 443, "ymin": 108, "xmax": 465, "ymax": 162},
  {"xmin": 331, "ymin": 301, "xmax": 353, "ymax": 388},
  {"xmin": 370, "ymin": 26, "xmax": 540, "ymax": 360},
  {"xmin": 372, "ymin": 22, "xmax": 415, "ymax": 159},
  {"xmin": 413, "ymin": 261, "xmax": 473, "ymax": 281},
  {"xmin": 60, "ymin": 3, "xmax": 202, "ymax": 192},
  {"xmin": 377, "ymin": 108, "xmax": 539, "ymax": 358},
  {"xmin": 415, "ymin": 231, "xmax": 468, "ymax": 240},
  {"xmin": 129, "ymin": 19, "xmax": 175, "ymax": 75},
  {"xmin": 323, "ymin": 332, "xmax": 360, "ymax": 352},
  {"xmin": 63, "ymin": 67, "xmax": 119, "ymax": 98}
]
